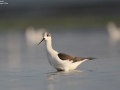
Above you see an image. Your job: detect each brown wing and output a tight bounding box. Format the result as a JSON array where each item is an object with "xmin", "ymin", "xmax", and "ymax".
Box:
[
  {"xmin": 58, "ymin": 53, "xmax": 74, "ymax": 60},
  {"xmin": 58, "ymin": 53, "xmax": 96, "ymax": 63},
  {"xmin": 58, "ymin": 53, "xmax": 85, "ymax": 62},
  {"xmin": 73, "ymin": 57, "xmax": 97, "ymax": 63},
  {"xmin": 72, "ymin": 57, "xmax": 85, "ymax": 62}
]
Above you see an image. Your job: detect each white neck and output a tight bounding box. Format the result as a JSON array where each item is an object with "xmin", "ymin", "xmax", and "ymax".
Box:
[{"xmin": 45, "ymin": 39, "xmax": 57, "ymax": 54}]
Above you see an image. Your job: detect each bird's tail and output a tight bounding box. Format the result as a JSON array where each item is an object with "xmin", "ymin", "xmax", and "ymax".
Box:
[{"xmin": 85, "ymin": 57, "xmax": 97, "ymax": 60}]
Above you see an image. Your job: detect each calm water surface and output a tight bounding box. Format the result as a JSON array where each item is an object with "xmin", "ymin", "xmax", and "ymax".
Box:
[{"xmin": 0, "ymin": 29, "xmax": 120, "ymax": 90}]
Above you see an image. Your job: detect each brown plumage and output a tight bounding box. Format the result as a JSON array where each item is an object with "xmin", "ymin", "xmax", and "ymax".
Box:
[
  {"xmin": 58, "ymin": 53, "xmax": 96, "ymax": 63},
  {"xmin": 58, "ymin": 53, "xmax": 74, "ymax": 60}
]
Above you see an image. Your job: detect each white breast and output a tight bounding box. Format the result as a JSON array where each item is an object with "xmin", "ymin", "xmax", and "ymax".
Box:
[{"xmin": 46, "ymin": 50, "xmax": 59, "ymax": 67}]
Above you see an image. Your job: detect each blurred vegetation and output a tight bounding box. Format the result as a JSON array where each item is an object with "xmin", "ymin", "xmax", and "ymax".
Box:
[{"xmin": 0, "ymin": 15, "xmax": 120, "ymax": 30}]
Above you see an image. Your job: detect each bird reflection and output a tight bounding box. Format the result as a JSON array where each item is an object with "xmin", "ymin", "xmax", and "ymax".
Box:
[
  {"xmin": 47, "ymin": 83, "xmax": 54, "ymax": 90},
  {"xmin": 47, "ymin": 70, "xmax": 83, "ymax": 80},
  {"xmin": 46, "ymin": 70, "xmax": 83, "ymax": 90},
  {"xmin": 25, "ymin": 27, "xmax": 46, "ymax": 46},
  {"xmin": 107, "ymin": 22, "xmax": 120, "ymax": 46}
]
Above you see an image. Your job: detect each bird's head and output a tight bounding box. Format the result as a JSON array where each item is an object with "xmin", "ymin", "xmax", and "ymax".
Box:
[{"xmin": 38, "ymin": 32, "xmax": 51, "ymax": 45}]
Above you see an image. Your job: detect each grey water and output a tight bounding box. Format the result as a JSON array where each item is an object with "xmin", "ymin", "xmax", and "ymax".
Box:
[{"xmin": 0, "ymin": 29, "xmax": 120, "ymax": 90}]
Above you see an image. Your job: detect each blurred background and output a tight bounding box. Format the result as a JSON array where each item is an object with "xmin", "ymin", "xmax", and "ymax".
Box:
[
  {"xmin": 0, "ymin": 0, "xmax": 120, "ymax": 90},
  {"xmin": 0, "ymin": 0, "xmax": 120, "ymax": 29}
]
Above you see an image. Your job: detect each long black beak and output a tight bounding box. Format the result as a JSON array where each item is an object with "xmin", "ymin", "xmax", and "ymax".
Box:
[{"xmin": 38, "ymin": 38, "xmax": 45, "ymax": 45}]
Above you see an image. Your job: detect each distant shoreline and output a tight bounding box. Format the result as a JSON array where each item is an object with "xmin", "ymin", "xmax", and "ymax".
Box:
[{"xmin": 0, "ymin": 16, "xmax": 120, "ymax": 29}]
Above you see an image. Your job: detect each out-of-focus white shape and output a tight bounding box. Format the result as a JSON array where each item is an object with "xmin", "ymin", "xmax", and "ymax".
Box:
[
  {"xmin": 107, "ymin": 22, "xmax": 120, "ymax": 46},
  {"xmin": 25, "ymin": 27, "xmax": 46, "ymax": 46}
]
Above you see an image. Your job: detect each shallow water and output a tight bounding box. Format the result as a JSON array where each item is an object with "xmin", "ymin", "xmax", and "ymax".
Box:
[{"xmin": 0, "ymin": 29, "xmax": 120, "ymax": 90}]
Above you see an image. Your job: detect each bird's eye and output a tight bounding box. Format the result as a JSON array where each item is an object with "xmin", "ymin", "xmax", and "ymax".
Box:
[{"xmin": 47, "ymin": 33, "xmax": 50, "ymax": 37}]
